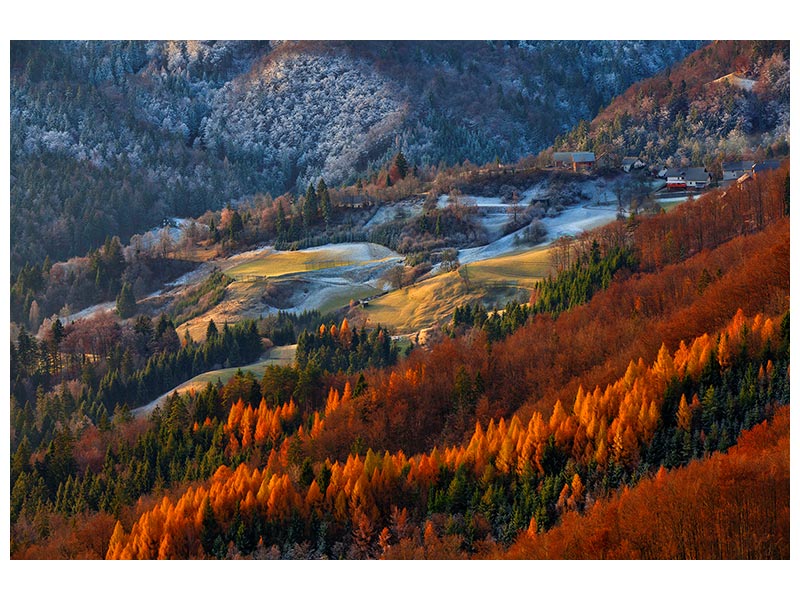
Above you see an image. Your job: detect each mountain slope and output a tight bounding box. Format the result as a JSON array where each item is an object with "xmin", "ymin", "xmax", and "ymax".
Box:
[
  {"xmin": 10, "ymin": 40, "xmax": 704, "ymax": 269},
  {"xmin": 553, "ymin": 40, "xmax": 789, "ymax": 170}
]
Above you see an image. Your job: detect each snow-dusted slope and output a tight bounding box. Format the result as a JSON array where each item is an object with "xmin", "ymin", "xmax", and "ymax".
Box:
[
  {"xmin": 202, "ymin": 52, "xmax": 407, "ymax": 189},
  {"xmin": 11, "ymin": 40, "xmax": 704, "ymax": 267}
]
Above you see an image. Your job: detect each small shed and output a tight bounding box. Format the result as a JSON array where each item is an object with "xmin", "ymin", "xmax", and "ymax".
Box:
[
  {"xmin": 622, "ymin": 157, "xmax": 645, "ymax": 173},
  {"xmin": 553, "ymin": 152, "xmax": 574, "ymax": 169}
]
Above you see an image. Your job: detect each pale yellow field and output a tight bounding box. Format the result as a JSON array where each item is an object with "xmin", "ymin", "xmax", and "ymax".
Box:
[
  {"xmin": 225, "ymin": 243, "xmax": 398, "ymax": 279},
  {"xmin": 363, "ymin": 246, "xmax": 555, "ymax": 334},
  {"xmin": 464, "ymin": 246, "xmax": 554, "ymax": 287},
  {"xmin": 311, "ymin": 283, "xmax": 379, "ymax": 315},
  {"xmin": 363, "ymin": 271, "xmax": 473, "ymax": 333},
  {"xmin": 176, "ymin": 278, "xmax": 381, "ymax": 343},
  {"xmin": 177, "ymin": 242, "xmax": 555, "ymax": 339},
  {"xmin": 226, "ymin": 249, "xmax": 357, "ymax": 279},
  {"xmin": 176, "ymin": 280, "xmax": 268, "ymax": 342}
]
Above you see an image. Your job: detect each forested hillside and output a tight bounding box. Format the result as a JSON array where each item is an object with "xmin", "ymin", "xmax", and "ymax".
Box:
[
  {"xmin": 10, "ymin": 164, "xmax": 789, "ymax": 560},
  {"xmin": 10, "ymin": 40, "xmax": 703, "ymax": 269},
  {"xmin": 554, "ymin": 40, "xmax": 789, "ymax": 172}
]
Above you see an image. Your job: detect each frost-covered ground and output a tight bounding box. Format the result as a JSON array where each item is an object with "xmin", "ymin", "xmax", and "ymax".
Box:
[
  {"xmin": 171, "ymin": 242, "xmax": 404, "ymax": 341},
  {"xmin": 456, "ymin": 203, "xmax": 619, "ymax": 266},
  {"xmin": 542, "ymin": 204, "xmax": 620, "ymax": 241},
  {"xmin": 59, "ymin": 301, "xmax": 116, "ymax": 326},
  {"xmin": 293, "ymin": 242, "xmax": 400, "ymax": 263},
  {"xmin": 435, "ymin": 177, "xmax": 625, "ymax": 266},
  {"xmin": 438, "ymin": 194, "xmax": 511, "ymax": 209},
  {"xmin": 58, "ymin": 176, "xmax": 666, "ymax": 330},
  {"xmin": 60, "ymin": 242, "xmax": 402, "ymax": 331},
  {"xmin": 365, "ymin": 201, "xmax": 427, "ymax": 229}
]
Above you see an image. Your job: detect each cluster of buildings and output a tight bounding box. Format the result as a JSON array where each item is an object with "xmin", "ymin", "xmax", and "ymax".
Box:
[
  {"xmin": 552, "ymin": 152, "xmax": 648, "ymax": 173},
  {"xmin": 720, "ymin": 160, "xmax": 783, "ymax": 185},
  {"xmin": 658, "ymin": 160, "xmax": 781, "ymax": 190},
  {"xmin": 552, "ymin": 150, "xmax": 782, "ymax": 190}
]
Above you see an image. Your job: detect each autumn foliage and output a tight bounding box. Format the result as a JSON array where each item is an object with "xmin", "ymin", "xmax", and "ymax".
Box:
[
  {"xmin": 106, "ymin": 306, "xmax": 787, "ymax": 559},
  {"xmin": 13, "ymin": 165, "xmax": 791, "ymax": 560},
  {"xmin": 499, "ymin": 405, "xmax": 790, "ymax": 559}
]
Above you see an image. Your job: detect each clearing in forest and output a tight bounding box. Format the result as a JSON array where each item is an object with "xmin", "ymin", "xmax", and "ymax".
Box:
[
  {"xmin": 364, "ymin": 246, "xmax": 554, "ymax": 334},
  {"xmin": 225, "ymin": 243, "xmax": 399, "ymax": 279},
  {"xmin": 132, "ymin": 344, "xmax": 297, "ymax": 416}
]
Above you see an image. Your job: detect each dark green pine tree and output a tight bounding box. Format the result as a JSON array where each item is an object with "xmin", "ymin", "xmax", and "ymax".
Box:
[
  {"xmin": 49, "ymin": 318, "xmax": 65, "ymax": 374},
  {"xmin": 115, "ymin": 282, "xmax": 136, "ymax": 319},
  {"xmin": 393, "ymin": 151, "xmax": 409, "ymax": 179},
  {"xmin": 103, "ymin": 236, "xmax": 126, "ymax": 293},
  {"xmin": 200, "ymin": 497, "xmax": 221, "ymax": 556},
  {"xmin": 317, "ymin": 179, "xmax": 331, "ymax": 228},
  {"xmin": 276, "ymin": 199, "xmax": 286, "ymax": 238},
  {"xmin": 303, "ymin": 183, "xmax": 318, "ymax": 229},
  {"xmin": 209, "ymin": 217, "xmax": 220, "ymax": 243},
  {"xmin": 227, "ymin": 208, "xmax": 244, "ymax": 242}
]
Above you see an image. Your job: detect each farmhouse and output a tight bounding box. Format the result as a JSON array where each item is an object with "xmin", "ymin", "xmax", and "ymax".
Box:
[
  {"xmin": 665, "ymin": 168, "xmax": 686, "ymax": 189},
  {"xmin": 553, "ymin": 151, "xmax": 596, "ymax": 172},
  {"xmin": 665, "ymin": 167, "xmax": 711, "ymax": 190},
  {"xmin": 685, "ymin": 167, "xmax": 711, "ymax": 189},
  {"xmin": 722, "ymin": 159, "xmax": 783, "ymax": 185},
  {"xmin": 753, "ymin": 159, "xmax": 782, "ymax": 174},
  {"xmin": 722, "ymin": 160, "xmax": 754, "ymax": 181}
]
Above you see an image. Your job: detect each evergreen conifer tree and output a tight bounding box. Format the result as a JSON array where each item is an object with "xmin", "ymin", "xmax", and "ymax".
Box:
[
  {"xmin": 393, "ymin": 151, "xmax": 409, "ymax": 178},
  {"xmin": 115, "ymin": 282, "xmax": 136, "ymax": 319},
  {"xmin": 317, "ymin": 179, "xmax": 331, "ymax": 227},
  {"xmin": 303, "ymin": 183, "xmax": 318, "ymax": 228}
]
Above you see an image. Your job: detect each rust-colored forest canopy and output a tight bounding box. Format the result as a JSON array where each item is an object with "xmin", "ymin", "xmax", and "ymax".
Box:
[
  {"xmin": 499, "ymin": 405, "xmax": 790, "ymax": 560},
  {"xmin": 11, "ymin": 165, "xmax": 790, "ymax": 560},
  {"xmin": 103, "ymin": 306, "xmax": 788, "ymax": 559}
]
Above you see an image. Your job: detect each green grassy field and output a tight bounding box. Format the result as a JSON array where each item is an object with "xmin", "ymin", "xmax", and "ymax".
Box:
[
  {"xmin": 162, "ymin": 344, "xmax": 297, "ymax": 397},
  {"xmin": 657, "ymin": 199, "xmax": 687, "ymax": 212},
  {"xmin": 312, "ymin": 283, "xmax": 380, "ymax": 315}
]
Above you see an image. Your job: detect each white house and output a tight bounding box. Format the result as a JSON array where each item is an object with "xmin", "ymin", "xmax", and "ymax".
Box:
[
  {"xmin": 722, "ymin": 161, "xmax": 754, "ymax": 181},
  {"xmin": 665, "ymin": 168, "xmax": 687, "ymax": 189},
  {"xmin": 665, "ymin": 167, "xmax": 710, "ymax": 189},
  {"xmin": 685, "ymin": 167, "xmax": 711, "ymax": 189}
]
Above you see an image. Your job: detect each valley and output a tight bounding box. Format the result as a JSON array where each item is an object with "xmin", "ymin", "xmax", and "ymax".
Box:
[
  {"xmin": 43, "ymin": 170, "xmax": 685, "ymax": 415},
  {"xmin": 8, "ymin": 39, "xmax": 790, "ymax": 567},
  {"xmin": 53, "ymin": 173, "xmax": 630, "ymax": 343}
]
